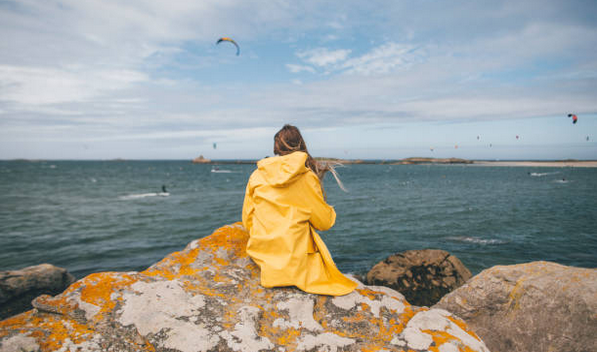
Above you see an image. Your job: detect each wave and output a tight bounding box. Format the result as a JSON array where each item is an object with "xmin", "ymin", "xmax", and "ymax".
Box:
[
  {"xmin": 447, "ymin": 236, "xmax": 507, "ymax": 245},
  {"xmin": 530, "ymin": 171, "xmax": 559, "ymax": 177},
  {"xmin": 119, "ymin": 192, "xmax": 169, "ymax": 200}
]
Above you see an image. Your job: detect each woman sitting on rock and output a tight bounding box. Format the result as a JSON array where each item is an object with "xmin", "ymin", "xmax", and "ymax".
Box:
[{"xmin": 242, "ymin": 124, "xmax": 357, "ymax": 296}]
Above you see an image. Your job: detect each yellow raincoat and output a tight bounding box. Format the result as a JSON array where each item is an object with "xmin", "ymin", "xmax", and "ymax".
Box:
[{"xmin": 242, "ymin": 151, "xmax": 357, "ymax": 296}]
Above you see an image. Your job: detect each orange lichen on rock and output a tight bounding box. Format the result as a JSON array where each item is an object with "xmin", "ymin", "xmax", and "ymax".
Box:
[
  {"xmin": 34, "ymin": 315, "xmax": 95, "ymax": 351},
  {"xmin": 447, "ymin": 315, "xmax": 481, "ymax": 341},
  {"xmin": 78, "ymin": 272, "xmax": 136, "ymax": 318},
  {"xmin": 0, "ymin": 311, "xmax": 37, "ymax": 336},
  {"xmin": 0, "ymin": 310, "xmax": 96, "ymax": 351},
  {"xmin": 0, "ymin": 223, "xmax": 490, "ymax": 352},
  {"xmin": 143, "ymin": 248, "xmax": 200, "ymax": 280},
  {"xmin": 198, "ymin": 223, "xmax": 249, "ymax": 258},
  {"xmin": 258, "ymin": 307, "xmax": 302, "ymax": 347},
  {"xmin": 425, "ymin": 330, "xmax": 456, "ymax": 352}
]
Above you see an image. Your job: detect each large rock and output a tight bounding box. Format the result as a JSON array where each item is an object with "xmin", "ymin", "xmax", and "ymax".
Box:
[
  {"xmin": 192, "ymin": 155, "xmax": 211, "ymax": 164},
  {"xmin": 366, "ymin": 249, "xmax": 472, "ymax": 307},
  {"xmin": 0, "ymin": 264, "xmax": 75, "ymax": 320},
  {"xmin": 434, "ymin": 261, "xmax": 597, "ymax": 352},
  {"xmin": 0, "ymin": 223, "xmax": 489, "ymax": 352}
]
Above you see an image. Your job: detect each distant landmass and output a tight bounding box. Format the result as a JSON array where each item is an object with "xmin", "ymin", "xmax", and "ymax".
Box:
[
  {"xmin": 192, "ymin": 155, "xmax": 211, "ymax": 164},
  {"xmin": 390, "ymin": 157, "xmax": 473, "ymax": 165},
  {"xmin": 188, "ymin": 156, "xmax": 597, "ymax": 167}
]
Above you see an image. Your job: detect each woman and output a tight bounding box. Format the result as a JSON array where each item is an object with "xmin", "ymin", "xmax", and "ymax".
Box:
[{"xmin": 242, "ymin": 125, "xmax": 356, "ymax": 296}]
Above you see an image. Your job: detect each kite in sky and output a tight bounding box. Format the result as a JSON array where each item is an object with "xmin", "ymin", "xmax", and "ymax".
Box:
[
  {"xmin": 216, "ymin": 37, "xmax": 240, "ymax": 56},
  {"xmin": 567, "ymin": 113, "xmax": 578, "ymax": 124}
]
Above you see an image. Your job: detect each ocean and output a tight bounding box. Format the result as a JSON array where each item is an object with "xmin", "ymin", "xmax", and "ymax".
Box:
[{"xmin": 1, "ymin": 160, "xmax": 596, "ymax": 279}]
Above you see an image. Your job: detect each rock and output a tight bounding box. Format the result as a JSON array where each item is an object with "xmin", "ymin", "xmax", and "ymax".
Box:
[
  {"xmin": 434, "ymin": 261, "xmax": 597, "ymax": 352},
  {"xmin": 0, "ymin": 264, "xmax": 75, "ymax": 320},
  {"xmin": 0, "ymin": 223, "xmax": 489, "ymax": 352},
  {"xmin": 366, "ymin": 249, "xmax": 472, "ymax": 307},
  {"xmin": 392, "ymin": 158, "xmax": 473, "ymax": 165},
  {"xmin": 192, "ymin": 155, "xmax": 211, "ymax": 164}
]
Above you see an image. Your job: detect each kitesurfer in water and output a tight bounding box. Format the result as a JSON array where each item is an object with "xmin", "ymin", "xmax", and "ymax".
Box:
[
  {"xmin": 242, "ymin": 124, "xmax": 356, "ymax": 296},
  {"xmin": 162, "ymin": 185, "xmax": 167, "ymax": 193}
]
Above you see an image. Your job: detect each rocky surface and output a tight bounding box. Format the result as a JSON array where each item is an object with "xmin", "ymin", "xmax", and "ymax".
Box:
[
  {"xmin": 0, "ymin": 223, "xmax": 489, "ymax": 352},
  {"xmin": 435, "ymin": 261, "xmax": 597, "ymax": 352},
  {"xmin": 0, "ymin": 264, "xmax": 75, "ymax": 320},
  {"xmin": 366, "ymin": 249, "xmax": 472, "ymax": 307}
]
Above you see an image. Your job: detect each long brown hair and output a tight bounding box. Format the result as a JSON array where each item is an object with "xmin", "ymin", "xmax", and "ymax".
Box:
[{"xmin": 274, "ymin": 124, "xmax": 346, "ymax": 192}]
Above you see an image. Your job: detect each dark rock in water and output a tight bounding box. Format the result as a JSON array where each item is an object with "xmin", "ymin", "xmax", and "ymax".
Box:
[
  {"xmin": 365, "ymin": 249, "xmax": 472, "ymax": 307},
  {"xmin": 434, "ymin": 261, "xmax": 597, "ymax": 352},
  {"xmin": 0, "ymin": 223, "xmax": 489, "ymax": 352},
  {"xmin": 0, "ymin": 264, "xmax": 75, "ymax": 320}
]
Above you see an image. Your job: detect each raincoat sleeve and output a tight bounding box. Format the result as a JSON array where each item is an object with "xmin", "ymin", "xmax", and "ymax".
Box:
[
  {"xmin": 242, "ymin": 180, "xmax": 254, "ymax": 231},
  {"xmin": 305, "ymin": 172, "xmax": 336, "ymax": 231}
]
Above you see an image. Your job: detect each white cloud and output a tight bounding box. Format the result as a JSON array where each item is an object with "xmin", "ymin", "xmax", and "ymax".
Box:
[
  {"xmin": 292, "ymin": 43, "xmax": 427, "ymax": 76},
  {"xmin": 1, "ymin": 0, "xmax": 596, "ymax": 159},
  {"xmin": 341, "ymin": 43, "xmax": 426, "ymax": 75},
  {"xmin": 297, "ymin": 48, "xmax": 352, "ymax": 67},
  {"xmin": 0, "ymin": 65, "xmax": 148, "ymax": 105},
  {"xmin": 286, "ymin": 64, "xmax": 316, "ymax": 74}
]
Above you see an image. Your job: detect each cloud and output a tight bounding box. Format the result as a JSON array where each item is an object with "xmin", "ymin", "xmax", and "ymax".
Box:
[
  {"xmin": 341, "ymin": 43, "xmax": 425, "ymax": 75},
  {"xmin": 286, "ymin": 64, "xmax": 316, "ymax": 74},
  {"xmin": 1, "ymin": 0, "xmax": 596, "ymax": 159},
  {"xmin": 296, "ymin": 48, "xmax": 352, "ymax": 67},
  {"xmin": 291, "ymin": 42, "xmax": 427, "ymax": 76},
  {"xmin": 0, "ymin": 65, "xmax": 148, "ymax": 105}
]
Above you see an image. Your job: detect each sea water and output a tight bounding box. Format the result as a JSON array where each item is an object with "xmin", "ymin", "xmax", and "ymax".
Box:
[{"xmin": 1, "ymin": 160, "xmax": 595, "ymax": 279}]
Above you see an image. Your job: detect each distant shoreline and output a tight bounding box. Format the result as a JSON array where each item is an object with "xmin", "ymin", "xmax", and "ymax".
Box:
[
  {"xmin": 470, "ymin": 160, "xmax": 597, "ymax": 168},
  {"xmin": 202, "ymin": 158, "xmax": 597, "ymax": 167},
  {"xmin": 4, "ymin": 158, "xmax": 597, "ymax": 168}
]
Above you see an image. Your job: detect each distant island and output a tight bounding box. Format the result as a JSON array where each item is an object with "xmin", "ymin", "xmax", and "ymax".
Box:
[
  {"xmin": 472, "ymin": 160, "xmax": 597, "ymax": 167},
  {"xmin": 191, "ymin": 155, "xmax": 211, "ymax": 164},
  {"xmin": 390, "ymin": 157, "xmax": 473, "ymax": 165},
  {"xmin": 188, "ymin": 156, "xmax": 597, "ymax": 168}
]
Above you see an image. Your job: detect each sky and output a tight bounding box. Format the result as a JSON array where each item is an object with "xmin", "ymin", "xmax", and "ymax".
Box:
[{"xmin": 1, "ymin": 0, "xmax": 596, "ymax": 160}]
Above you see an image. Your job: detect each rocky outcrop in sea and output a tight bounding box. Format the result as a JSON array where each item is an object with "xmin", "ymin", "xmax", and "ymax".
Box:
[
  {"xmin": 366, "ymin": 249, "xmax": 472, "ymax": 307},
  {"xmin": 391, "ymin": 158, "xmax": 473, "ymax": 165},
  {"xmin": 0, "ymin": 264, "xmax": 75, "ymax": 320},
  {"xmin": 192, "ymin": 155, "xmax": 211, "ymax": 164},
  {"xmin": 0, "ymin": 223, "xmax": 489, "ymax": 352},
  {"xmin": 434, "ymin": 261, "xmax": 597, "ymax": 352}
]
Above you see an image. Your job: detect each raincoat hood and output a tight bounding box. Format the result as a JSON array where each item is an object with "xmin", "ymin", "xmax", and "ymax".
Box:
[{"xmin": 256, "ymin": 152, "xmax": 309, "ymax": 187}]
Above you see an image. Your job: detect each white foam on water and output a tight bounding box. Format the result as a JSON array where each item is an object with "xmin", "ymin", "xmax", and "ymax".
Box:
[
  {"xmin": 530, "ymin": 171, "xmax": 559, "ymax": 177},
  {"xmin": 447, "ymin": 236, "xmax": 507, "ymax": 245},
  {"xmin": 119, "ymin": 192, "xmax": 169, "ymax": 200}
]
